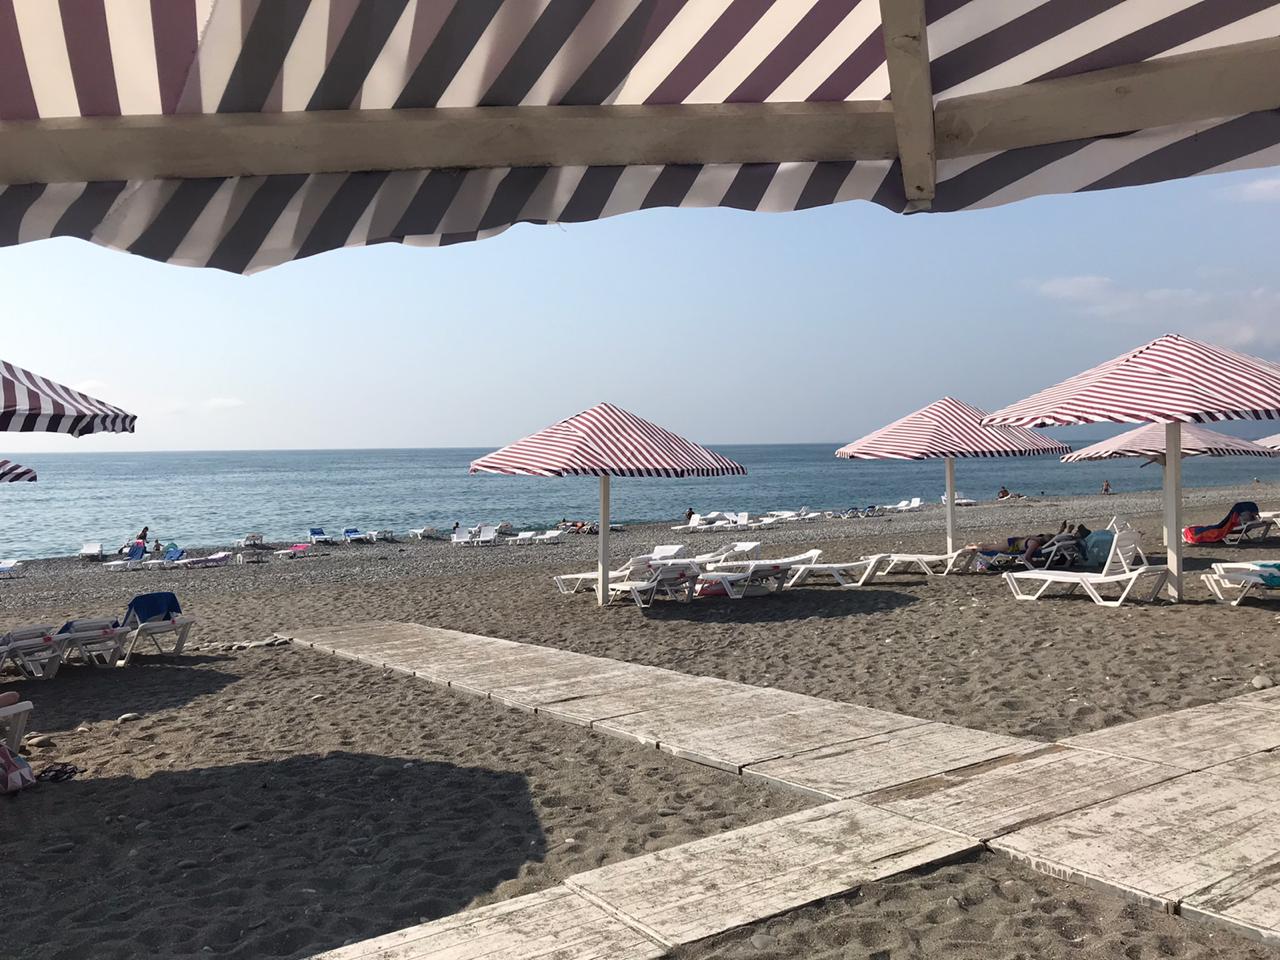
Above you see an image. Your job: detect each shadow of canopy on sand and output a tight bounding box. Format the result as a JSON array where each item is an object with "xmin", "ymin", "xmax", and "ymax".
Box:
[
  {"xmin": 2, "ymin": 657, "xmax": 240, "ymax": 733},
  {"xmin": 6, "ymin": 753, "xmax": 546, "ymax": 960},
  {"xmin": 639, "ymin": 587, "xmax": 918, "ymax": 624}
]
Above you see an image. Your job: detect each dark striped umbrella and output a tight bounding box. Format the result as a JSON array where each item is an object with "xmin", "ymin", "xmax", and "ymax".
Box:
[
  {"xmin": 0, "ymin": 459, "xmax": 36, "ymax": 482},
  {"xmin": 2, "ymin": 360, "xmax": 135, "ymax": 437}
]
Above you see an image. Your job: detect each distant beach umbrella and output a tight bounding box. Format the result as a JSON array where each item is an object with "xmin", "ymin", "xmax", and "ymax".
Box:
[
  {"xmin": 0, "ymin": 459, "xmax": 36, "ymax": 482},
  {"xmin": 2, "ymin": 360, "xmax": 135, "ymax": 436},
  {"xmin": 985, "ymin": 334, "xmax": 1280, "ymax": 601},
  {"xmin": 471, "ymin": 403, "xmax": 746, "ymax": 605},
  {"xmin": 1063, "ymin": 423, "xmax": 1280, "ymax": 465},
  {"xmin": 835, "ymin": 397, "xmax": 1070, "ymax": 552}
]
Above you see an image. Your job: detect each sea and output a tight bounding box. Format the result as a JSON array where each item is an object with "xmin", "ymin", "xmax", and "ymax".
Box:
[{"xmin": 2, "ymin": 443, "xmax": 1277, "ymax": 559}]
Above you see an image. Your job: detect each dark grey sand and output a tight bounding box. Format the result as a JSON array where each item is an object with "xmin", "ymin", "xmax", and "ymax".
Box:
[{"xmin": 3, "ymin": 484, "xmax": 1279, "ymax": 959}]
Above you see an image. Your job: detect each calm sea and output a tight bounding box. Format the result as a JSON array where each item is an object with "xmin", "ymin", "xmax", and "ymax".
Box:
[{"xmin": 2, "ymin": 443, "xmax": 1277, "ymax": 558}]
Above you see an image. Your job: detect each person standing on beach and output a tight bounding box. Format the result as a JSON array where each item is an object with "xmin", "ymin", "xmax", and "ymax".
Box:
[
  {"xmin": 1101, "ymin": 480, "xmax": 1112, "ymax": 495},
  {"xmin": 685, "ymin": 507, "xmax": 695, "ymax": 522},
  {"xmin": 136, "ymin": 525, "xmax": 149, "ymax": 544}
]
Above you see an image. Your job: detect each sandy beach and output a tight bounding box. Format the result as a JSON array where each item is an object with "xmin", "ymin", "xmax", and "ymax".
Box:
[{"xmin": 4, "ymin": 483, "xmax": 1280, "ymax": 959}]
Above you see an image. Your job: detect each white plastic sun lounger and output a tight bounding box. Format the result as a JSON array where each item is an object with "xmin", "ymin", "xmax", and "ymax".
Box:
[
  {"xmin": 691, "ymin": 541, "xmax": 761, "ymax": 564},
  {"xmin": 606, "ymin": 560, "xmax": 701, "ymax": 608},
  {"xmin": 670, "ymin": 513, "xmax": 706, "ymax": 532},
  {"xmin": 533, "ymin": 530, "xmax": 563, "ymax": 544},
  {"xmin": 509, "ymin": 531, "xmax": 537, "ymax": 545},
  {"xmin": 704, "ymin": 548, "xmax": 822, "ymax": 573},
  {"xmin": 409, "ymin": 526, "xmax": 438, "ymax": 540},
  {"xmin": 1, "ymin": 698, "xmax": 33, "ymax": 751},
  {"xmin": 79, "ymin": 542, "xmax": 103, "ymax": 560},
  {"xmin": 58, "ymin": 618, "xmax": 129, "ymax": 668},
  {"xmin": 698, "ymin": 549, "xmax": 823, "ymax": 598},
  {"xmin": 470, "ymin": 525, "xmax": 500, "ymax": 546},
  {"xmin": 0, "ymin": 559, "xmax": 24, "ymax": 579},
  {"xmin": 308, "ymin": 527, "xmax": 336, "ymax": 544},
  {"xmin": 343, "ymin": 527, "xmax": 377, "ymax": 543},
  {"xmin": 880, "ymin": 547, "xmax": 980, "ymax": 576},
  {"xmin": 554, "ymin": 546, "xmax": 684, "ymax": 594},
  {"xmin": 786, "ymin": 554, "xmax": 890, "ymax": 589},
  {"xmin": 1202, "ymin": 561, "xmax": 1280, "ymax": 606},
  {"xmin": 234, "ymin": 533, "xmax": 264, "ymax": 548},
  {"xmin": 0, "ymin": 624, "xmax": 63, "ymax": 679},
  {"xmin": 1004, "ymin": 531, "xmax": 1167, "ymax": 607},
  {"xmin": 1225, "ymin": 518, "xmax": 1275, "ymax": 545}
]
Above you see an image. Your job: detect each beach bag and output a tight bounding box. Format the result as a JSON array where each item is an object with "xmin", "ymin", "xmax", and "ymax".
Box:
[
  {"xmin": 0, "ymin": 743, "xmax": 35, "ymax": 794},
  {"xmin": 1083, "ymin": 530, "xmax": 1113, "ymax": 568}
]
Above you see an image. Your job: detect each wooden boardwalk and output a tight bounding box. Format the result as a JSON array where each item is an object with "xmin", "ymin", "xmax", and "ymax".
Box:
[{"xmin": 285, "ymin": 622, "xmax": 1280, "ymax": 956}]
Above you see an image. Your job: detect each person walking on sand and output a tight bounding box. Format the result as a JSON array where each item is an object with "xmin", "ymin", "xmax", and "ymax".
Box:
[{"xmin": 1101, "ymin": 480, "xmax": 1112, "ymax": 495}]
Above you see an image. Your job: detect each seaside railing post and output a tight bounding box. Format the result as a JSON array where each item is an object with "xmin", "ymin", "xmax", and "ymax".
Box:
[
  {"xmin": 1164, "ymin": 422, "xmax": 1183, "ymax": 601},
  {"xmin": 944, "ymin": 458, "xmax": 956, "ymax": 554},
  {"xmin": 597, "ymin": 473, "xmax": 610, "ymax": 607}
]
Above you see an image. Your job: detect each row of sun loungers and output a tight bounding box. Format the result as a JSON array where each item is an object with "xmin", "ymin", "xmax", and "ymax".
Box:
[
  {"xmin": 0, "ymin": 592, "xmax": 195, "ymax": 679},
  {"xmin": 452, "ymin": 526, "xmax": 563, "ymax": 546}
]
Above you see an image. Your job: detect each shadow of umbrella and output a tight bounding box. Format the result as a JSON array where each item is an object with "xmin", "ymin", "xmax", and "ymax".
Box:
[
  {"xmin": 638, "ymin": 587, "xmax": 919, "ymax": 624},
  {"xmin": 6, "ymin": 753, "xmax": 546, "ymax": 960}
]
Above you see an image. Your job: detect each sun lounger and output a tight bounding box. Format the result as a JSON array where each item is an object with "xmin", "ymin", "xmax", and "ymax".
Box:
[
  {"xmin": 143, "ymin": 545, "xmax": 185, "ymax": 569},
  {"xmin": 880, "ymin": 547, "xmax": 980, "ymax": 576},
  {"xmin": 118, "ymin": 592, "xmax": 196, "ymax": 665},
  {"xmin": 698, "ymin": 549, "xmax": 823, "ymax": 598},
  {"xmin": 670, "ymin": 513, "xmax": 706, "ymax": 532},
  {"xmin": 786, "ymin": 554, "xmax": 890, "ymax": 588},
  {"xmin": 554, "ymin": 548, "xmax": 684, "ymax": 595},
  {"xmin": 509, "ymin": 531, "xmax": 537, "ymax": 545},
  {"xmin": 692, "ymin": 541, "xmax": 761, "ymax": 565},
  {"xmin": 451, "ymin": 530, "xmax": 475, "ymax": 546},
  {"xmin": 1, "ymin": 698, "xmax": 33, "ymax": 751},
  {"xmin": 1202, "ymin": 561, "xmax": 1280, "ymax": 606},
  {"xmin": 342, "ymin": 527, "xmax": 375, "ymax": 543},
  {"xmin": 0, "ymin": 559, "xmax": 24, "ymax": 579},
  {"xmin": 0, "ymin": 624, "xmax": 63, "ymax": 679},
  {"xmin": 606, "ymin": 560, "xmax": 700, "ymax": 608},
  {"xmin": 533, "ymin": 530, "xmax": 563, "ymax": 544},
  {"xmin": 704, "ymin": 548, "xmax": 822, "ymax": 573},
  {"xmin": 174, "ymin": 551, "xmax": 231, "ymax": 569},
  {"xmin": 1004, "ymin": 531, "xmax": 1167, "ymax": 607},
  {"xmin": 308, "ymin": 527, "xmax": 336, "ymax": 544},
  {"xmin": 409, "ymin": 526, "xmax": 438, "ymax": 540},
  {"xmin": 104, "ymin": 543, "xmax": 147, "ymax": 571},
  {"xmin": 274, "ymin": 543, "xmax": 312, "ymax": 559},
  {"xmin": 234, "ymin": 533, "xmax": 264, "ymax": 548},
  {"xmin": 79, "ymin": 542, "xmax": 103, "ymax": 561},
  {"xmin": 467, "ymin": 525, "xmax": 500, "ymax": 546},
  {"xmin": 58, "ymin": 618, "xmax": 128, "ymax": 667},
  {"xmin": 1224, "ymin": 518, "xmax": 1275, "ymax": 545}
]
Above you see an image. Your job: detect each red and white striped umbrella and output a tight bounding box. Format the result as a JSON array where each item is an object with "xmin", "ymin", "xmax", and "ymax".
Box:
[
  {"xmin": 1063, "ymin": 423, "xmax": 1280, "ymax": 464},
  {"xmin": 837, "ymin": 397, "xmax": 1069, "ymax": 553},
  {"xmin": 2, "ymin": 360, "xmax": 136, "ymax": 436},
  {"xmin": 472, "ymin": 402, "xmax": 744, "ymax": 606},
  {"xmin": 0, "ymin": 459, "xmax": 36, "ymax": 483},
  {"xmin": 983, "ymin": 335, "xmax": 1280, "ymax": 428},
  {"xmin": 470, "ymin": 403, "xmax": 745, "ymax": 479},
  {"xmin": 836, "ymin": 397, "xmax": 1070, "ymax": 461}
]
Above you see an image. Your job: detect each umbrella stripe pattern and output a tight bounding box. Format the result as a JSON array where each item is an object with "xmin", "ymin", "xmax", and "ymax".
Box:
[
  {"xmin": 1062, "ymin": 422, "xmax": 1280, "ymax": 462},
  {"xmin": 836, "ymin": 397, "xmax": 1071, "ymax": 461},
  {"xmin": 983, "ymin": 335, "xmax": 1280, "ymax": 428},
  {"xmin": 470, "ymin": 403, "xmax": 745, "ymax": 479},
  {"xmin": 1, "ymin": 360, "xmax": 135, "ymax": 437},
  {"xmin": 1, "ymin": 2, "xmax": 1278, "ymax": 272},
  {"xmin": 0, "ymin": 459, "xmax": 36, "ymax": 482}
]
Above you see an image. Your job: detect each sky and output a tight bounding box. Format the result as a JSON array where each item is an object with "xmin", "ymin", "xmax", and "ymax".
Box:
[{"xmin": 3, "ymin": 167, "xmax": 1280, "ymax": 454}]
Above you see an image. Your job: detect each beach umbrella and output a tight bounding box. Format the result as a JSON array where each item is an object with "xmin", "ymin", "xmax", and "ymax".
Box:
[
  {"xmin": 985, "ymin": 334, "xmax": 1280, "ymax": 600},
  {"xmin": 2, "ymin": 360, "xmax": 135, "ymax": 436},
  {"xmin": 835, "ymin": 397, "xmax": 1070, "ymax": 553},
  {"xmin": 0, "ymin": 459, "xmax": 36, "ymax": 482},
  {"xmin": 470, "ymin": 403, "xmax": 745, "ymax": 606},
  {"xmin": 1062, "ymin": 423, "xmax": 1280, "ymax": 465}
]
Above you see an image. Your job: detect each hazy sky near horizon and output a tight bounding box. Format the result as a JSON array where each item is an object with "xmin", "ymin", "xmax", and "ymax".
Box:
[{"xmin": 3, "ymin": 166, "xmax": 1280, "ymax": 454}]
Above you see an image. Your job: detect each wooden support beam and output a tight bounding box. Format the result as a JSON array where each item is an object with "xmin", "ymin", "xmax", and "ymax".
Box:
[
  {"xmin": 935, "ymin": 35, "xmax": 1280, "ymax": 158},
  {"xmin": 879, "ymin": 0, "xmax": 936, "ymax": 208},
  {"xmin": 0, "ymin": 102, "xmax": 898, "ymax": 184}
]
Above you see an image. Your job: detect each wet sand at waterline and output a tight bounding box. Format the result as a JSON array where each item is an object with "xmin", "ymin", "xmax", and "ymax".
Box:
[{"xmin": 3, "ymin": 484, "xmax": 1279, "ymax": 959}]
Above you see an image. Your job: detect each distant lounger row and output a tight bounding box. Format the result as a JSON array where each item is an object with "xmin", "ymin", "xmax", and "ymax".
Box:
[
  {"xmin": 673, "ymin": 501, "xmax": 926, "ymax": 532},
  {"xmin": 0, "ymin": 592, "xmax": 194, "ymax": 679}
]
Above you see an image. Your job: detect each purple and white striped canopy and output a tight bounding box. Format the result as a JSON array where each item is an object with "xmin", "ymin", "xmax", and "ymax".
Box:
[
  {"xmin": 0, "ymin": 458, "xmax": 36, "ymax": 482},
  {"xmin": 1, "ymin": 2, "xmax": 1279, "ymax": 273},
  {"xmin": 1062, "ymin": 422, "xmax": 1280, "ymax": 464},
  {"xmin": 836, "ymin": 397, "xmax": 1070, "ymax": 461},
  {"xmin": 2, "ymin": 359, "xmax": 135, "ymax": 436},
  {"xmin": 470, "ymin": 402, "xmax": 745, "ymax": 478},
  {"xmin": 984, "ymin": 335, "xmax": 1280, "ymax": 428}
]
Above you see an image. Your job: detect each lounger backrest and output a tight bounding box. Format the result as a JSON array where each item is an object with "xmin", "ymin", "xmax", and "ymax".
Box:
[
  {"xmin": 123, "ymin": 591, "xmax": 182, "ymax": 627},
  {"xmin": 651, "ymin": 545, "xmax": 685, "ymax": 560},
  {"xmin": 310, "ymin": 528, "xmax": 325, "ymax": 536},
  {"xmin": 1, "ymin": 624, "xmax": 56, "ymax": 645},
  {"xmin": 1103, "ymin": 531, "xmax": 1144, "ymax": 576}
]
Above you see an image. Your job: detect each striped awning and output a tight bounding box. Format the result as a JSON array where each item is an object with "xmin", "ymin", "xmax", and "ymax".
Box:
[
  {"xmin": 2, "ymin": 359, "xmax": 136, "ymax": 436},
  {"xmin": 0, "ymin": 458, "xmax": 36, "ymax": 482},
  {"xmin": 985, "ymin": 334, "xmax": 1280, "ymax": 428},
  {"xmin": 836, "ymin": 396, "xmax": 1070, "ymax": 461},
  {"xmin": 1062, "ymin": 422, "xmax": 1280, "ymax": 464},
  {"xmin": 2, "ymin": 2, "xmax": 1279, "ymax": 273},
  {"xmin": 470, "ymin": 402, "xmax": 745, "ymax": 478}
]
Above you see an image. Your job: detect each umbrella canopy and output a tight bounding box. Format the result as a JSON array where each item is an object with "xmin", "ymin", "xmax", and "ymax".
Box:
[
  {"xmin": 1063, "ymin": 423, "xmax": 1280, "ymax": 465},
  {"xmin": 1, "ymin": 5, "xmax": 1279, "ymax": 273},
  {"xmin": 2, "ymin": 360, "xmax": 135, "ymax": 436},
  {"xmin": 472, "ymin": 403, "xmax": 745, "ymax": 605},
  {"xmin": 985, "ymin": 335, "xmax": 1280, "ymax": 601},
  {"xmin": 0, "ymin": 459, "xmax": 36, "ymax": 482},
  {"xmin": 470, "ymin": 403, "xmax": 745, "ymax": 479},
  {"xmin": 836, "ymin": 397, "xmax": 1070, "ymax": 552}
]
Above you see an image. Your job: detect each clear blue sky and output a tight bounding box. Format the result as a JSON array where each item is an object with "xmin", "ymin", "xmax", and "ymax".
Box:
[{"xmin": 3, "ymin": 167, "xmax": 1278, "ymax": 453}]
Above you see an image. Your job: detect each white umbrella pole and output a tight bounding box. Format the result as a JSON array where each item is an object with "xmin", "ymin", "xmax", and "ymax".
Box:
[
  {"xmin": 1164, "ymin": 422, "xmax": 1183, "ymax": 601},
  {"xmin": 944, "ymin": 458, "xmax": 956, "ymax": 554},
  {"xmin": 597, "ymin": 474, "xmax": 611, "ymax": 607}
]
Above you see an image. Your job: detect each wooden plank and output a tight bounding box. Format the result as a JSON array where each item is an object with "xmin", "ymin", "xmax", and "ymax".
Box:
[
  {"xmin": 566, "ymin": 799, "xmax": 977, "ymax": 947},
  {"xmin": 276, "ymin": 621, "xmax": 434, "ymax": 651},
  {"xmin": 658, "ymin": 703, "xmax": 929, "ymax": 774},
  {"xmin": 308, "ymin": 886, "xmax": 663, "ymax": 960},
  {"xmin": 594, "ymin": 687, "xmax": 837, "ymax": 747},
  {"xmin": 1207, "ymin": 749, "xmax": 1280, "ymax": 787},
  {"xmin": 1182, "ymin": 853, "xmax": 1280, "ymax": 947},
  {"xmin": 879, "ymin": 0, "xmax": 935, "ymax": 204},
  {"xmin": 992, "ymin": 771, "xmax": 1280, "ymax": 913},
  {"xmin": 862, "ymin": 745, "xmax": 1185, "ymax": 840},
  {"xmin": 0, "ymin": 101, "xmax": 898, "ymax": 182},
  {"xmin": 743, "ymin": 722, "xmax": 1038, "ymax": 800},
  {"xmin": 1060, "ymin": 702, "xmax": 1280, "ymax": 771},
  {"xmin": 935, "ymin": 36, "xmax": 1280, "ymax": 159},
  {"xmin": 538, "ymin": 675, "xmax": 742, "ymax": 728},
  {"xmin": 1234, "ymin": 686, "xmax": 1280, "ymax": 713},
  {"xmin": 446, "ymin": 648, "xmax": 600, "ymax": 696},
  {"xmin": 489, "ymin": 662, "xmax": 677, "ymax": 711}
]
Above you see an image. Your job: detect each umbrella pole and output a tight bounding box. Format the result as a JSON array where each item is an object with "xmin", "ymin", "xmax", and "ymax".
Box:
[
  {"xmin": 1164, "ymin": 422, "xmax": 1183, "ymax": 601},
  {"xmin": 597, "ymin": 474, "xmax": 611, "ymax": 607},
  {"xmin": 944, "ymin": 458, "xmax": 956, "ymax": 554}
]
